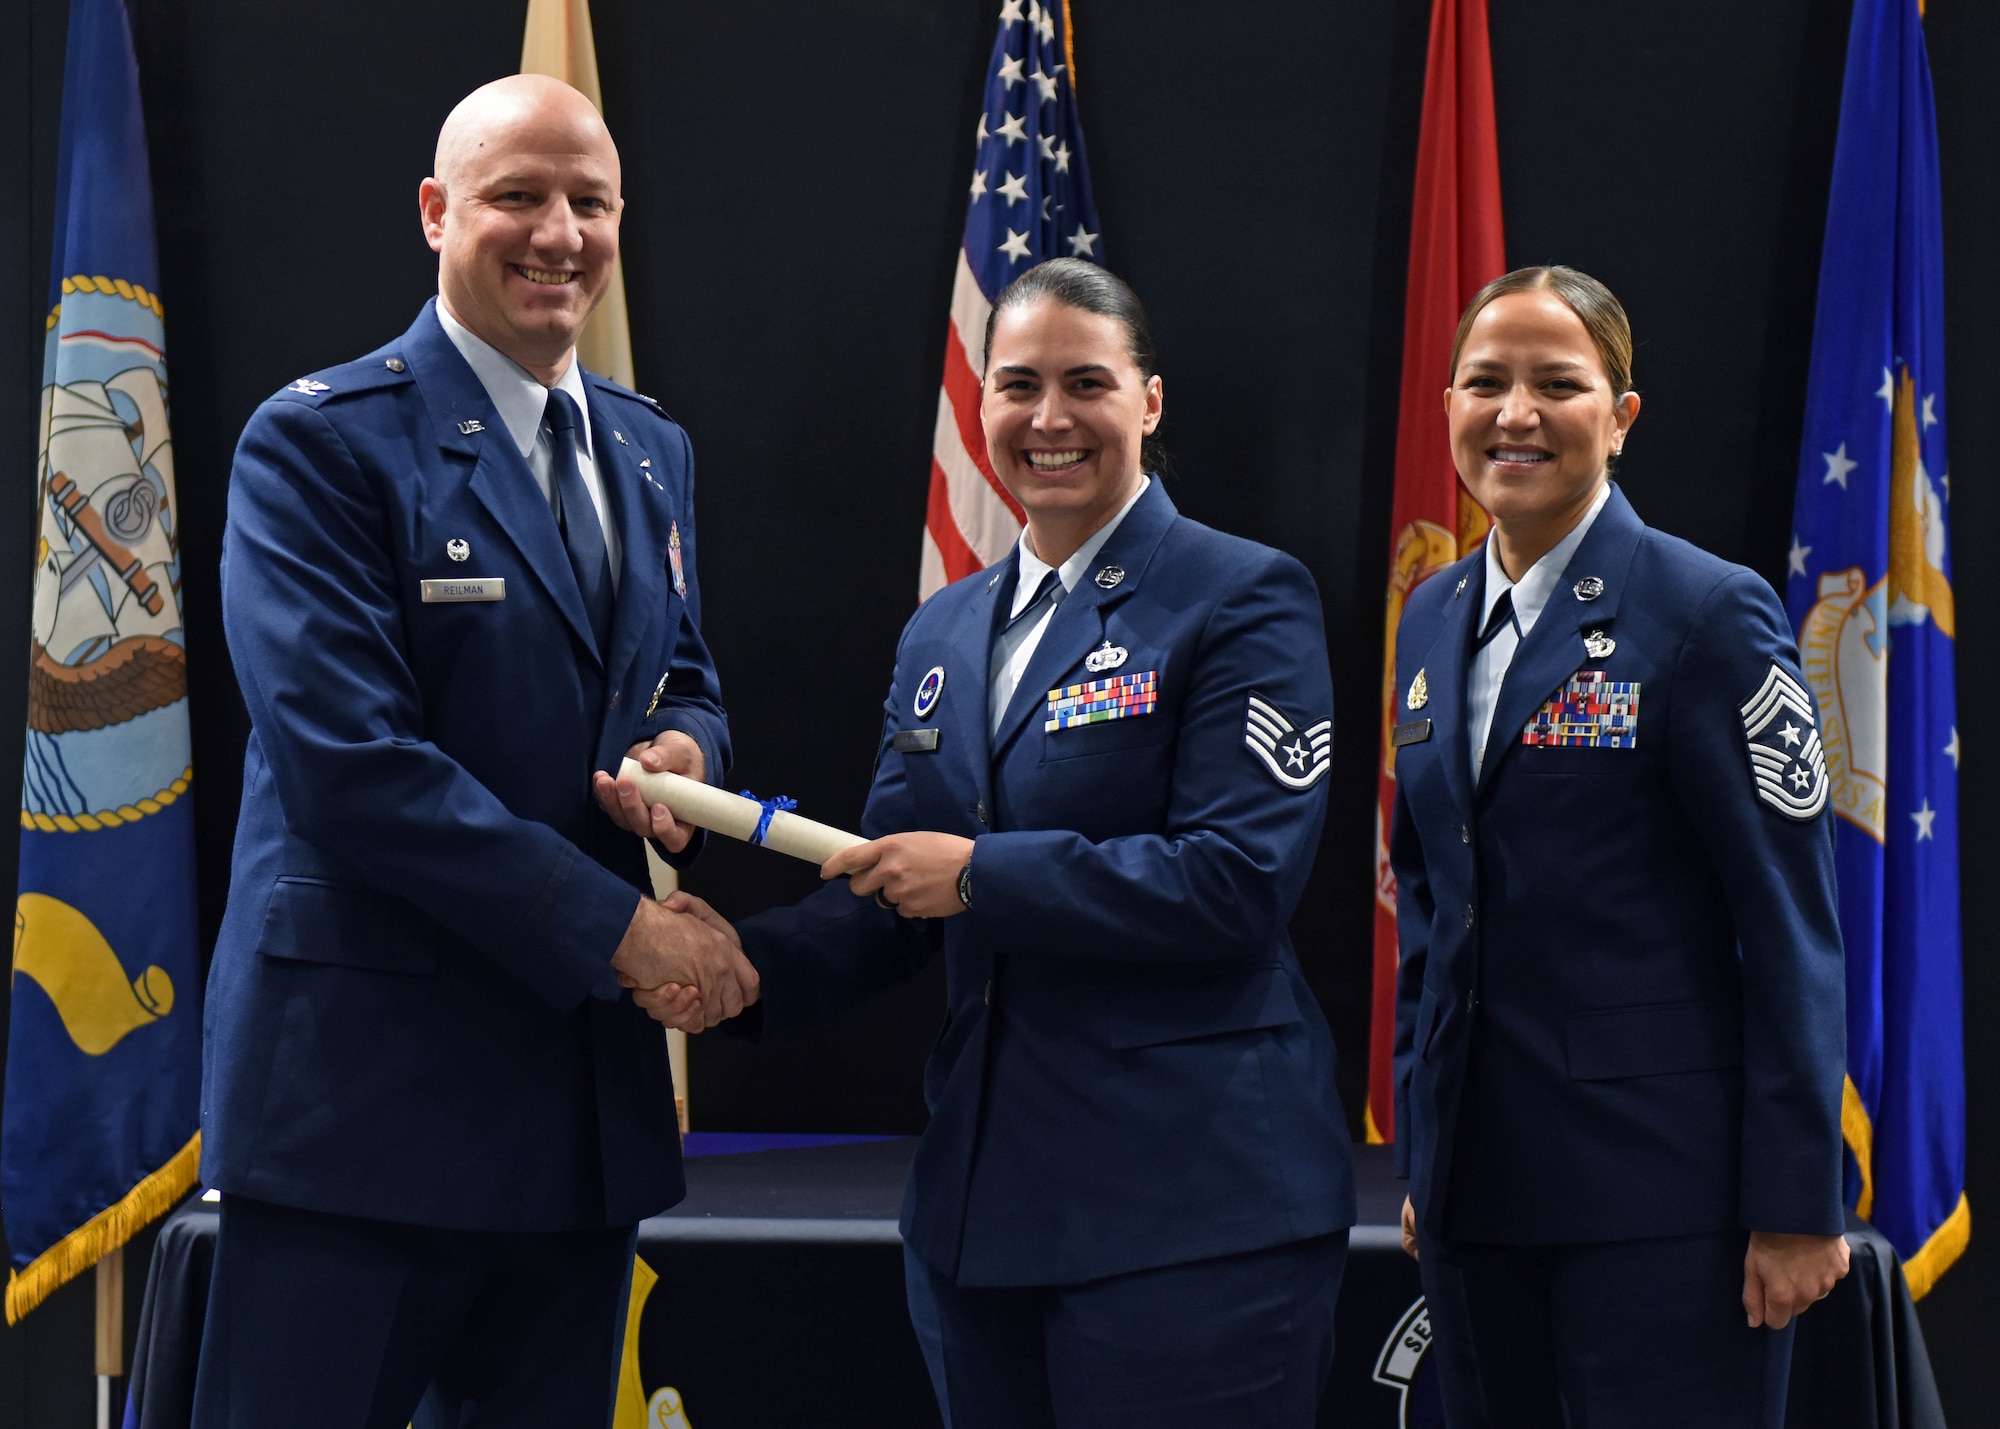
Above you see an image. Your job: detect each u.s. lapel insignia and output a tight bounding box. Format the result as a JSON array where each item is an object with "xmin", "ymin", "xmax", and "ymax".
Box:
[
  {"xmin": 1574, "ymin": 576, "xmax": 1605, "ymax": 601},
  {"xmin": 1741, "ymin": 663, "xmax": 1828, "ymax": 820},
  {"xmin": 644, "ymin": 668, "xmax": 671, "ymax": 718},
  {"xmin": 1583, "ymin": 629, "xmax": 1616, "ymax": 660},
  {"xmin": 1094, "ymin": 565, "xmax": 1125, "ymax": 589},
  {"xmin": 1407, "ymin": 668, "xmax": 1429, "ymax": 709},
  {"xmin": 446, "ymin": 539, "xmax": 470, "ymax": 562},
  {"xmin": 913, "ymin": 665, "xmax": 946, "ymax": 719},
  {"xmin": 1244, "ymin": 693, "xmax": 1331, "ymax": 790},
  {"xmin": 457, "ymin": 418, "xmax": 485, "ymax": 435},
  {"xmin": 1084, "ymin": 641, "xmax": 1128, "ymax": 673},
  {"xmin": 667, "ymin": 521, "xmax": 687, "ymax": 596}
]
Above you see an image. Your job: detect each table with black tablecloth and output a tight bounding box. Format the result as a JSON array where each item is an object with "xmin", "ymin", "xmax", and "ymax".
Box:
[{"xmin": 121, "ymin": 1139, "xmax": 1942, "ymax": 1429}]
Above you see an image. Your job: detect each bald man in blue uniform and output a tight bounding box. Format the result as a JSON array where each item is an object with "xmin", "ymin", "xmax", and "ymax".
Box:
[{"xmin": 193, "ymin": 76, "xmax": 756, "ymax": 1428}]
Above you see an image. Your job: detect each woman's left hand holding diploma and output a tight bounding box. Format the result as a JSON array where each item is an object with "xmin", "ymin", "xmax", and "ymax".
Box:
[
  {"xmin": 593, "ymin": 731, "xmax": 706, "ymax": 850},
  {"xmin": 825, "ymin": 833, "xmax": 976, "ymax": 919}
]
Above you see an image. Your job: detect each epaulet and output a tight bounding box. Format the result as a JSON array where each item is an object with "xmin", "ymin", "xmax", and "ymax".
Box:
[
  {"xmin": 589, "ymin": 374, "xmax": 675, "ymax": 424},
  {"xmin": 267, "ymin": 348, "xmax": 414, "ymax": 407}
]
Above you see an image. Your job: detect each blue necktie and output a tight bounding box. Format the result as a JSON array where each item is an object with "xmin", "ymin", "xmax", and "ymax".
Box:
[
  {"xmin": 1007, "ymin": 568, "xmax": 1065, "ymax": 634},
  {"xmin": 1475, "ymin": 588, "xmax": 1519, "ymax": 651},
  {"xmin": 544, "ymin": 389, "xmax": 613, "ymax": 655}
]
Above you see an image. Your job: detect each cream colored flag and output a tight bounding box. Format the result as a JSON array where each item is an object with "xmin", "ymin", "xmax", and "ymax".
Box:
[
  {"xmin": 521, "ymin": 0, "xmax": 636, "ymax": 388},
  {"xmin": 524, "ymin": 0, "xmax": 686, "ymax": 1132}
]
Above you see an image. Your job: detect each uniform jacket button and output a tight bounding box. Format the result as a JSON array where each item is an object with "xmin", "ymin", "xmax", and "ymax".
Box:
[
  {"xmin": 976, "ymin": 801, "xmax": 988, "ymax": 824},
  {"xmin": 1460, "ymin": 824, "xmax": 1470, "ymax": 844},
  {"xmin": 983, "ymin": 979, "xmax": 993, "ymax": 1006},
  {"xmin": 1463, "ymin": 905, "xmax": 1476, "ymax": 928}
]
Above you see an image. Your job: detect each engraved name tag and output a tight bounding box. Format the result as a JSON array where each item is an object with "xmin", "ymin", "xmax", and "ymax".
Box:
[
  {"xmin": 420, "ymin": 578, "xmax": 506, "ymax": 603},
  {"xmin": 892, "ymin": 729, "xmax": 941, "ymax": 754},
  {"xmin": 1391, "ymin": 718, "xmax": 1433, "ymax": 748}
]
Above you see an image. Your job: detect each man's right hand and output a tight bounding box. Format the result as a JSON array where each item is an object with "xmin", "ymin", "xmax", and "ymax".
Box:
[{"xmin": 610, "ymin": 892, "xmax": 759, "ymax": 1031}]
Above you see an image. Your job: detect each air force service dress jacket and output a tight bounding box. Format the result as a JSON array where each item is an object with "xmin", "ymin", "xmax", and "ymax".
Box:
[
  {"xmin": 1390, "ymin": 484, "xmax": 1845, "ymax": 1246},
  {"xmin": 735, "ymin": 481, "xmax": 1356, "ymax": 1286},
  {"xmin": 204, "ymin": 300, "xmax": 729, "ymax": 1233}
]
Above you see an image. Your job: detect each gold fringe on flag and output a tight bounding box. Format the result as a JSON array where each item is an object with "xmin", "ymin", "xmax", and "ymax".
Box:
[{"xmin": 4, "ymin": 1130, "xmax": 201, "ymax": 1324}]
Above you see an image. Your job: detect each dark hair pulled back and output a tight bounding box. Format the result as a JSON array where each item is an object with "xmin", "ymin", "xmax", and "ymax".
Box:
[{"xmin": 982, "ymin": 257, "xmax": 1168, "ymax": 475}]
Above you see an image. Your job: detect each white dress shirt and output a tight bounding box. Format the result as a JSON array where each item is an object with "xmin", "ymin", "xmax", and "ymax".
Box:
[
  {"xmin": 437, "ymin": 303, "xmax": 622, "ymax": 587},
  {"xmin": 1466, "ymin": 481, "xmax": 1612, "ymax": 782},
  {"xmin": 989, "ymin": 477, "xmax": 1150, "ymax": 737}
]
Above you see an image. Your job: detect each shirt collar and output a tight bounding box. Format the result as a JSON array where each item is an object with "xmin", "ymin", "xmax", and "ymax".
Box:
[
  {"xmin": 1481, "ymin": 480, "xmax": 1613, "ymax": 634},
  {"xmin": 1011, "ymin": 476, "xmax": 1151, "ymax": 618},
  {"xmin": 436, "ymin": 302, "xmax": 593, "ymax": 463}
]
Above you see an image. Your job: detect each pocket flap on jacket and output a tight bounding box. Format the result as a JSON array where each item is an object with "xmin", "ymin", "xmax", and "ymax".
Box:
[
  {"xmin": 258, "ymin": 877, "xmax": 439, "ymax": 975},
  {"xmin": 1104, "ymin": 966, "xmax": 1302, "ymax": 1050},
  {"xmin": 1565, "ymin": 1000, "xmax": 1741, "ymax": 1081}
]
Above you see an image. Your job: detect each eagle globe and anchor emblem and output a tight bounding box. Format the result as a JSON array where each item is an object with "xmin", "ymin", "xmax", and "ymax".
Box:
[{"xmin": 15, "ymin": 273, "xmax": 190, "ymax": 1054}]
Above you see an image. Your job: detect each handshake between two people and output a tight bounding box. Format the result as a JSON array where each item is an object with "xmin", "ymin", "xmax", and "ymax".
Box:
[{"xmin": 591, "ymin": 733, "xmax": 976, "ymax": 1033}]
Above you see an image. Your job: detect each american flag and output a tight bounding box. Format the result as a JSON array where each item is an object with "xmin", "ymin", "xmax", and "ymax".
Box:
[{"xmin": 920, "ymin": 0, "xmax": 1103, "ymax": 599}]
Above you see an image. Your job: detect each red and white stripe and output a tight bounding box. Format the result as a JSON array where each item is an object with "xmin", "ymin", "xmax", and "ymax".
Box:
[{"xmin": 919, "ymin": 249, "xmax": 1026, "ymax": 601}]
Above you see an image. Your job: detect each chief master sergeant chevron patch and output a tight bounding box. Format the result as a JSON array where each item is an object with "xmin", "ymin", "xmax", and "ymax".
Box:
[{"xmin": 1741, "ymin": 663, "xmax": 1829, "ymax": 820}]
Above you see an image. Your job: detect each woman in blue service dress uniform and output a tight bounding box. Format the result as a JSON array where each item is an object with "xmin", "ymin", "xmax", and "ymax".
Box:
[
  {"xmin": 1389, "ymin": 266, "xmax": 1850, "ymax": 1428},
  {"xmin": 619, "ymin": 259, "xmax": 1356, "ymax": 1427}
]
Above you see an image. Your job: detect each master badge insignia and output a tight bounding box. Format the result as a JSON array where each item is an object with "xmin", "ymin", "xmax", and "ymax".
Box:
[
  {"xmin": 1084, "ymin": 641, "xmax": 1128, "ymax": 673},
  {"xmin": 1407, "ymin": 669, "xmax": 1429, "ymax": 710},
  {"xmin": 446, "ymin": 539, "xmax": 469, "ymax": 562},
  {"xmin": 1244, "ymin": 693, "xmax": 1331, "ymax": 791},
  {"xmin": 1740, "ymin": 663, "xmax": 1828, "ymax": 820}
]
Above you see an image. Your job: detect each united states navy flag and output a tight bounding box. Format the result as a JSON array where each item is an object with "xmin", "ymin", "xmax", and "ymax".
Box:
[
  {"xmin": 920, "ymin": 0, "xmax": 1103, "ymax": 597},
  {"xmin": 1784, "ymin": 0, "xmax": 1966, "ymax": 1298},
  {"xmin": 5, "ymin": 0, "xmax": 202, "ymax": 1322}
]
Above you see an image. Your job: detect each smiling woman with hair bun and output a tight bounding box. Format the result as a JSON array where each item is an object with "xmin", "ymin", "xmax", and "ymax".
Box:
[
  {"xmin": 1389, "ymin": 265, "xmax": 1851, "ymax": 1426},
  {"xmin": 632, "ymin": 258, "xmax": 1357, "ymax": 1426}
]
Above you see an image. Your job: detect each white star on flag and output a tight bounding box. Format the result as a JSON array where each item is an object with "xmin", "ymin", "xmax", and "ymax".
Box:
[
  {"xmin": 1877, "ymin": 367, "xmax": 1895, "ymax": 405},
  {"xmin": 1031, "ymin": 67, "xmax": 1058, "ymax": 102},
  {"xmin": 998, "ymin": 54, "xmax": 1024, "ymax": 87},
  {"xmin": 1912, "ymin": 800, "xmax": 1938, "ymax": 841},
  {"xmin": 996, "ymin": 111, "xmax": 1027, "ymax": 144},
  {"xmin": 1945, "ymin": 728, "xmax": 1960, "ymax": 769},
  {"xmin": 1823, "ymin": 443, "xmax": 1857, "ymax": 489},
  {"xmin": 969, "ymin": 168, "xmax": 988, "ymax": 199},
  {"xmin": 1037, "ymin": 7, "xmax": 1055, "ymax": 40},
  {"xmin": 1922, "ymin": 392, "xmax": 1938, "ymax": 429},
  {"xmin": 999, "ymin": 227, "xmax": 1032, "ymax": 261},
  {"xmin": 999, "ymin": 0, "xmax": 1024, "ymax": 25},
  {"xmin": 997, "ymin": 170, "xmax": 1028, "ymax": 205},
  {"xmin": 1788, "ymin": 535, "xmax": 1812, "ymax": 577},
  {"xmin": 1037, "ymin": 133, "xmax": 1056, "ymax": 161},
  {"xmin": 1068, "ymin": 224, "xmax": 1098, "ymax": 256},
  {"xmin": 1053, "ymin": 139, "xmax": 1072, "ymax": 173}
]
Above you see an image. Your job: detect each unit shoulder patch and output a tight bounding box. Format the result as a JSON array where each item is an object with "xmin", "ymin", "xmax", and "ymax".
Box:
[
  {"xmin": 1244, "ymin": 693, "xmax": 1331, "ymax": 790},
  {"xmin": 1740, "ymin": 663, "xmax": 1828, "ymax": 820}
]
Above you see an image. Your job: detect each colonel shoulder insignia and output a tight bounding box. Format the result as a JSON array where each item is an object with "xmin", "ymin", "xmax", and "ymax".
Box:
[
  {"xmin": 1244, "ymin": 693, "xmax": 1331, "ymax": 790},
  {"xmin": 1740, "ymin": 663, "xmax": 1828, "ymax": 820},
  {"xmin": 285, "ymin": 378, "xmax": 331, "ymax": 397}
]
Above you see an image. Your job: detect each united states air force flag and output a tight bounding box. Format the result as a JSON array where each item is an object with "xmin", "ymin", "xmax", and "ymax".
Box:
[
  {"xmin": 1785, "ymin": 0, "xmax": 1965, "ymax": 1298},
  {"xmin": 5, "ymin": 0, "xmax": 201, "ymax": 1322}
]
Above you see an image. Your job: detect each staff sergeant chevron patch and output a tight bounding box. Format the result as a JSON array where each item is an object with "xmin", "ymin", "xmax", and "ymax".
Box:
[
  {"xmin": 1741, "ymin": 663, "xmax": 1829, "ymax": 820},
  {"xmin": 1245, "ymin": 693, "xmax": 1331, "ymax": 791}
]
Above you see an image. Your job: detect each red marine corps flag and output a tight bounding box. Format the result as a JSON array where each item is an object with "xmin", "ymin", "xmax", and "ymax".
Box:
[{"xmin": 1367, "ymin": 0, "xmax": 1505, "ymax": 1143}]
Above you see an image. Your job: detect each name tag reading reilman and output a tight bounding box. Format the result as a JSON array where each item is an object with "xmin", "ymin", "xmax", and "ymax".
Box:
[{"xmin": 420, "ymin": 578, "xmax": 506, "ymax": 603}]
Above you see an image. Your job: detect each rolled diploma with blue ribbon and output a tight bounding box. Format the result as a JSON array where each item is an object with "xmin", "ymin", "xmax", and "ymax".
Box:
[{"xmin": 615, "ymin": 759, "xmax": 866, "ymax": 866}]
